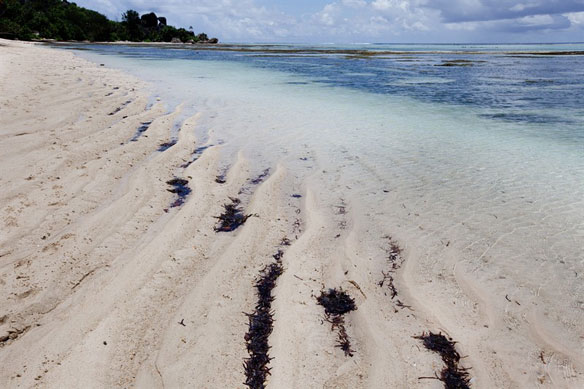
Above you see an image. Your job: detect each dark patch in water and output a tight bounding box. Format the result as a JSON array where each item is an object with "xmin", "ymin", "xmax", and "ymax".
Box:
[
  {"xmin": 336, "ymin": 200, "xmax": 347, "ymax": 215},
  {"xmin": 524, "ymin": 79, "xmax": 555, "ymax": 85},
  {"xmin": 520, "ymin": 51, "xmax": 584, "ymax": 56},
  {"xmin": 215, "ymin": 165, "xmax": 229, "ymax": 184},
  {"xmin": 378, "ymin": 236, "xmax": 412, "ymax": 311},
  {"xmin": 239, "ymin": 168, "xmax": 271, "ymax": 195},
  {"xmin": 158, "ymin": 139, "xmax": 177, "ymax": 152},
  {"xmin": 436, "ymin": 59, "xmax": 484, "ymax": 67},
  {"xmin": 378, "ymin": 237, "xmax": 402, "ymax": 299},
  {"xmin": 130, "ymin": 121, "xmax": 152, "ymax": 142},
  {"xmin": 166, "ymin": 178, "xmax": 191, "ymax": 208},
  {"xmin": 280, "ymin": 237, "xmax": 291, "ymax": 246},
  {"xmin": 243, "ymin": 250, "xmax": 285, "ymax": 389},
  {"xmin": 317, "ymin": 288, "xmax": 357, "ymax": 357},
  {"xmin": 415, "ymin": 332, "xmax": 471, "ymax": 389},
  {"xmin": 250, "ymin": 168, "xmax": 270, "ymax": 185},
  {"xmin": 181, "ymin": 145, "xmax": 212, "ymax": 168},
  {"xmin": 214, "ymin": 197, "xmax": 253, "ymax": 232},
  {"xmin": 108, "ymin": 100, "xmax": 132, "ymax": 115},
  {"xmin": 479, "ymin": 112, "xmax": 571, "ymax": 125}
]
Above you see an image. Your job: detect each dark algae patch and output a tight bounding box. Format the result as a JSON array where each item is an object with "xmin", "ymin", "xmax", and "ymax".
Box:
[
  {"xmin": 214, "ymin": 197, "xmax": 253, "ymax": 232},
  {"xmin": 158, "ymin": 139, "xmax": 177, "ymax": 152},
  {"xmin": 435, "ymin": 59, "xmax": 485, "ymax": 67},
  {"xmin": 181, "ymin": 145, "xmax": 213, "ymax": 168},
  {"xmin": 317, "ymin": 288, "xmax": 357, "ymax": 357},
  {"xmin": 317, "ymin": 288, "xmax": 356, "ymax": 316},
  {"xmin": 166, "ymin": 178, "xmax": 191, "ymax": 208},
  {"xmin": 243, "ymin": 250, "xmax": 285, "ymax": 388},
  {"xmin": 215, "ymin": 166, "xmax": 229, "ymax": 184},
  {"xmin": 240, "ymin": 168, "xmax": 271, "ymax": 195},
  {"xmin": 416, "ymin": 332, "xmax": 471, "ymax": 389},
  {"xmin": 250, "ymin": 168, "xmax": 270, "ymax": 185},
  {"xmin": 378, "ymin": 236, "xmax": 410, "ymax": 310},
  {"xmin": 130, "ymin": 121, "xmax": 152, "ymax": 141},
  {"xmin": 378, "ymin": 237, "xmax": 402, "ymax": 298},
  {"xmin": 418, "ymin": 332, "xmax": 460, "ymax": 363},
  {"xmin": 108, "ymin": 100, "xmax": 132, "ymax": 115}
]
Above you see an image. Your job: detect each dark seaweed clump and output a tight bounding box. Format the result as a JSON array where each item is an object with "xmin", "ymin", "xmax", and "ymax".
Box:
[
  {"xmin": 130, "ymin": 121, "xmax": 152, "ymax": 142},
  {"xmin": 181, "ymin": 145, "xmax": 212, "ymax": 168},
  {"xmin": 317, "ymin": 288, "xmax": 357, "ymax": 357},
  {"xmin": 166, "ymin": 178, "xmax": 191, "ymax": 208},
  {"xmin": 158, "ymin": 139, "xmax": 177, "ymax": 152},
  {"xmin": 317, "ymin": 288, "xmax": 356, "ymax": 316},
  {"xmin": 250, "ymin": 168, "xmax": 270, "ymax": 185},
  {"xmin": 378, "ymin": 238, "xmax": 402, "ymax": 298},
  {"xmin": 416, "ymin": 332, "xmax": 471, "ymax": 389},
  {"xmin": 215, "ymin": 167, "xmax": 229, "ymax": 184},
  {"xmin": 108, "ymin": 100, "xmax": 132, "ymax": 115},
  {"xmin": 243, "ymin": 253, "xmax": 284, "ymax": 388},
  {"xmin": 214, "ymin": 197, "xmax": 253, "ymax": 232},
  {"xmin": 378, "ymin": 236, "xmax": 411, "ymax": 310},
  {"xmin": 239, "ymin": 168, "xmax": 271, "ymax": 195}
]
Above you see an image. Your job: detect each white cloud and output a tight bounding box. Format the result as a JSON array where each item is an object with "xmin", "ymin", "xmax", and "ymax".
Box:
[
  {"xmin": 314, "ymin": 3, "xmax": 339, "ymax": 27},
  {"xmin": 371, "ymin": 0, "xmax": 412, "ymax": 12},
  {"xmin": 518, "ymin": 14, "xmax": 555, "ymax": 27},
  {"xmin": 565, "ymin": 11, "xmax": 584, "ymax": 24},
  {"xmin": 341, "ymin": 0, "xmax": 367, "ymax": 8},
  {"xmin": 445, "ymin": 21, "xmax": 480, "ymax": 31}
]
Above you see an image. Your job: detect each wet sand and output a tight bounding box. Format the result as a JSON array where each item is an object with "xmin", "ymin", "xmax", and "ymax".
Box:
[{"xmin": 0, "ymin": 39, "xmax": 583, "ymax": 388}]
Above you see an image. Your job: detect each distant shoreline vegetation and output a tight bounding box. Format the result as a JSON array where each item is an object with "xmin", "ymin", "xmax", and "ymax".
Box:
[{"xmin": 0, "ymin": 0, "xmax": 218, "ymax": 44}]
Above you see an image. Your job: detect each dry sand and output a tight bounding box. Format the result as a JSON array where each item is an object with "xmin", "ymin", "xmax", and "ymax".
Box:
[{"xmin": 0, "ymin": 39, "xmax": 582, "ymax": 388}]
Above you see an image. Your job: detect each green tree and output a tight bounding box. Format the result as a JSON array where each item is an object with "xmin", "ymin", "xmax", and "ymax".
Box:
[
  {"xmin": 122, "ymin": 9, "xmax": 142, "ymax": 41},
  {"xmin": 0, "ymin": 1, "xmax": 215, "ymax": 43}
]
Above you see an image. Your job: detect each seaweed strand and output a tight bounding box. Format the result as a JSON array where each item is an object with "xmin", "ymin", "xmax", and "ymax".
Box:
[
  {"xmin": 415, "ymin": 332, "xmax": 471, "ymax": 389},
  {"xmin": 214, "ymin": 197, "xmax": 253, "ymax": 232},
  {"xmin": 243, "ymin": 250, "xmax": 285, "ymax": 388},
  {"xmin": 316, "ymin": 288, "xmax": 357, "ymax": 357}
]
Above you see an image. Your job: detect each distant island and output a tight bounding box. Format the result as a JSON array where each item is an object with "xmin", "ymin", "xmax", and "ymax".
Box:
[{"xmin": 0, "ymin": 0, "xmax": 218, "ymax": 44}]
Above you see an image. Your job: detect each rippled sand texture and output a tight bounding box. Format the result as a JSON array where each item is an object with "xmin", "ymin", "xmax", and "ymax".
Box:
[{"xmin": 1, "ymin": 40, "xmax": 583, "ymax": 389}]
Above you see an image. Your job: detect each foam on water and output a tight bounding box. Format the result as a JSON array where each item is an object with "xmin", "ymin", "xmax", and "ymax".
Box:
[{"xmin": 70, "ymin": 44, "xmax": 584, "ymax": 366}]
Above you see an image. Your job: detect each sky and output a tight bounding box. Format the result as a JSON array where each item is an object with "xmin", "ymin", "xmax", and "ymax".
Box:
[{"xmin": 74, "ymin": 0, "xmax": 584, "ymax": 43}]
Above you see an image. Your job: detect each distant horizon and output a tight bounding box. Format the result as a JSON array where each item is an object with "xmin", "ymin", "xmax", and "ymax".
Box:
[{"xmin": 218, "ymin": 41, "xmax": 584, "ymax": 45}]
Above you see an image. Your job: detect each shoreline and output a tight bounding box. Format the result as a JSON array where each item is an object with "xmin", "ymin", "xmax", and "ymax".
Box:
[{"xmin": 1, "ymin": 39, "xmax": 583, "ymax": 388}]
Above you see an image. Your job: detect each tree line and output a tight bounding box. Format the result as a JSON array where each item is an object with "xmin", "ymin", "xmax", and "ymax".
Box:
[{"xmin": 0, "ymin": 0, "xmax": 217, "ymax": 43}]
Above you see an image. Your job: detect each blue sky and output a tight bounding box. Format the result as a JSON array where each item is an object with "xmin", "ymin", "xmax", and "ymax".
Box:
[{"xmin": 75, "ymin": 0, "xmax": 584, "ymax": 43}]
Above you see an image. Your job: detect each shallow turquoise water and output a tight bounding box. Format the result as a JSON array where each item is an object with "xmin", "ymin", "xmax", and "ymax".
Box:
[{"xmin": 67, "ymin": 42, "xmax": 584, "ymax": 135}]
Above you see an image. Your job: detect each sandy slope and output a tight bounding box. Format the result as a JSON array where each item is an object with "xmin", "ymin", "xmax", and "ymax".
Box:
[{"xmin": 0, "ymin": 40, "xmax": 582, "ymax": 389}]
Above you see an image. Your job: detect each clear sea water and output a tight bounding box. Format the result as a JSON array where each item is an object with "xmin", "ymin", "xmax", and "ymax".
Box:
[{"xmin": 60, "ymin": 43, "xmax": 584, "ymax": 357}]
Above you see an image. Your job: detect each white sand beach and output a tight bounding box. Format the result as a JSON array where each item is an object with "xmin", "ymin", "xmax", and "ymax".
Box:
[{"xmin": 1, "ymin": 39, "xmax": 583, "ymax": 388}]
